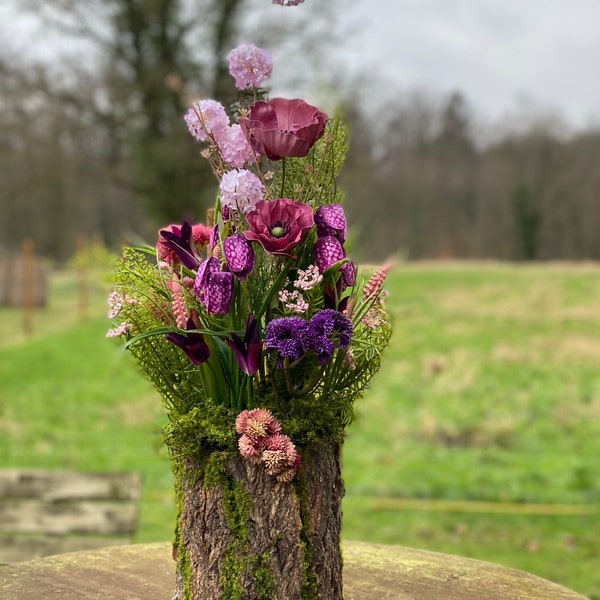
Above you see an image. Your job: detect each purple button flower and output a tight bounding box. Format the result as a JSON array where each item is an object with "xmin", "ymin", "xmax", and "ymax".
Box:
[
  {"xmin": 265, "ymin": 316, "xmax": 308, "ymax": 366},
  {"xmin": 305, "ymin": 309, "xmax": 353, "ymax": 364}
]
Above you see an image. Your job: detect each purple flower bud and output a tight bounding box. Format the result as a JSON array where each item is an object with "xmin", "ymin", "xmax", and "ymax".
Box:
[
  {"xmin": 314, "ymin": 203, "xmax": 347, "ymax": 242},
  {"xmin": 194, "ymin": 257, "xmax": 221, "ymax": 302},
  {"xmin": 314, "ymin": 235, "xmax": 345, "ymax": 274},
  {"xmin": 224, "ymin": 233, "xmax": 255, "ymax": 279},
  {"xmin": 205, "ymin": 271, "xmax": 234, "ymax": 315}
]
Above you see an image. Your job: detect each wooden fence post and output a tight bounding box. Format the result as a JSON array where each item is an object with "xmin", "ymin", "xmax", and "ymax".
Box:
[{"xmin": 21, "ymin": 239, "xmax": 35, "ymax": 337}]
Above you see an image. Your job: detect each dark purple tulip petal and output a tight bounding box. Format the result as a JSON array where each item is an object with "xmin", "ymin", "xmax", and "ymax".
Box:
[
  {"xmin": 158, "ymin": 221, "xmax": 200, "ymax": 270},
  {"xmin": 225, "ymin": 314, "xmax": 262, "ymax": 375},
  {"xmin": 165, "ymin": 317, "xmax": 210, "ymax": 365}
]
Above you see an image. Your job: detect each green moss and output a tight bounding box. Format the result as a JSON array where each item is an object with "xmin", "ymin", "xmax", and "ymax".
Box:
[
  {"xmin": 294, "ymin": 478, "xmax": 319, "ymax": 600},
  {"xmin": 253, "ymin": 552, "xmax": 275, "ymax": 600}
]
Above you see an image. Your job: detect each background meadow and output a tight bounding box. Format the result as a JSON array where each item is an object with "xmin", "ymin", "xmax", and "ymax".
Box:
[{"xmin": 1, "ymin": 260, "xmax": 599, "ymax": 597}]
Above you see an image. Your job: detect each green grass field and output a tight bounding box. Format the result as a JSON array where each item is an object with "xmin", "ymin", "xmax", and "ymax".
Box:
[{"xmin": 1, "ymin": 262, "xmax": 599, "ymax": 598}]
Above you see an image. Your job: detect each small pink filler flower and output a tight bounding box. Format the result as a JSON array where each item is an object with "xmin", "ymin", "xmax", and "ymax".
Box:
[{"xmin": 227, "ymin": 43, "xmax": 273, "ymax": 90}]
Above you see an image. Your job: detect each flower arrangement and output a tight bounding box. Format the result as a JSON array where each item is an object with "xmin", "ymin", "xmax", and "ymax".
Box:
[{"xmin": 108, "ymin": 40, "xmax": 390, "ymax": 599}]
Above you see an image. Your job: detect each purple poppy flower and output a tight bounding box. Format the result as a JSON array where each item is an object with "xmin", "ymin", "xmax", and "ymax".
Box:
[
  {"xmin": 314, "ymin": 203, "xmax": 347, "ymax": 242},
  {"xmin": 265, "ymin": 316, "xmax": 308, "ymax": 366},
  {"xmin": 224, "ymin": 233, "xmax": 255, "ymax": 279},
  {"xmin": 165, "ymin": 316, "xmax": 211, "ymax": 365},
  {"xmin": 239, "ymin": 98, "xmax": 328, "ymax": 161},
  {"xmin": 245, "ymin": 198, "xmax": 314, "ymax": 257},
  {"xmin": 225, "ymin": 315, "xmax": 262, "ymax": 376}
]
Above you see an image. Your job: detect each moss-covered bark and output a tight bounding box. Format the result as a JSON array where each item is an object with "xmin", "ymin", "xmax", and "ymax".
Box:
[{"xmin": 172, "ymin": 443, "xmax": 344, "ymax": 600}]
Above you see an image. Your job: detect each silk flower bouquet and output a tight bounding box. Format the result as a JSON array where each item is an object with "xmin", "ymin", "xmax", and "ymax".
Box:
[{"xmin": 108, "ymin": 42, "xmax": 391, "ymax": 600}]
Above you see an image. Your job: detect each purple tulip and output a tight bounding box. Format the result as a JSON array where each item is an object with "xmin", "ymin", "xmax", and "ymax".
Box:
[
  {"xmin": 165, "ymin": 316, "xmax": 211, "ymax": 365},
  {"xmin": 244, "ymin": 198, "xmax": 314, "ymax": 257},
  {"xmin": 225, "ymin": 315, "xmax": 262, "ymax": 376},
  {"xmin": 158, "ymin": 221, "xmax": 201, "ymax": 270},
  {"xmin": 240, "ymin": 98, "xmax": 328, "ymax": 161}
]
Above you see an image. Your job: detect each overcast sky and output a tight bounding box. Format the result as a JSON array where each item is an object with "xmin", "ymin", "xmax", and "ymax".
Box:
[
  {"xmin": 339, "ymin": 0, "xmax": 600, "ymax": 130},
  {"xmin": 3, "ymin": 1, "xmax": 599, "ymax": 132}
]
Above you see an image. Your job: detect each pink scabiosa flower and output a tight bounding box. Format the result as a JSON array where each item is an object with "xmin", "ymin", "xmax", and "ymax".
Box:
[
  {"xmin": 218, "ymin": 124, "xmax": 257, "ymax": 168},
  {"xmin": 227, "ymin": 43, "xmax": 273, "ymax": 90},
  {"xmin": 262, "ymin": 434, "xmax": 301, "ymax": 481},
  {"xmin": 244, "ymin": 198, "xmax": 314, "ymax": 257},
  {"xmin": 235, "ymin": 408, "xmax": 282, "ymax": 441},
  {"xmin": 219, "ymin": 169, "xmax": 265, "ymax": 214},
  {"xmin": 239, "ymin": 98, "xmax": 328, "ymax": 161},
  {"xmin": 185, "ymin": 99, "xmax": 229, "ymax": 142}
]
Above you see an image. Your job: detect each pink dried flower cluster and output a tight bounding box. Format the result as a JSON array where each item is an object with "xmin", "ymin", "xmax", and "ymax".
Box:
[
  {"xmin": 185, "ymin": 100, "xmax": 255, "ymax": 169},
  {"xmin": 235, "ymin": 408, "xmax": 301, "ymax": 482},
  {"xmin": 106, "ymin": 322, "xmax": 132, "ymax": 338},
  {"xmin": 219, "ymin": 169, "xmax": 265, "ymax": 214},
  {"xmin": 278, "ymin": 289, "xmax": 309, "ymax": 314},
  {"xmin": 227, "ymin": 43, "xmax": 273, "ymax": 90},
  {"xmin": 294, "ymin": 265, "xmax": 322, "ymax": 290}
]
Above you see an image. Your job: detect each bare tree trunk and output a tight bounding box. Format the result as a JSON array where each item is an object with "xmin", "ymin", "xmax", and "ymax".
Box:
[{"xmin": 172, "ymin": 443, "xmax": 344, "ymax": 600}]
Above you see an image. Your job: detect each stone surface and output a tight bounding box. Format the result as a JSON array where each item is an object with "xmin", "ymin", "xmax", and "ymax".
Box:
[{"xmin": 0, "ymin": 541, "xmax": 589, "ymax": 600}]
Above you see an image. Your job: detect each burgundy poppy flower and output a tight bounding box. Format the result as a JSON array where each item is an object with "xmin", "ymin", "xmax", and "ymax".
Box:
[
  {"xmin": 244, "ymin": 198, "xmax": 314, "ymax": 257},
  {"xmin": 239, "ymin": 98, "xmax": 328, "ymax": 161}
]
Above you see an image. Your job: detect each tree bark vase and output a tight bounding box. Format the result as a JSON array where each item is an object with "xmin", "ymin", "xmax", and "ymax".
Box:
[{"xmin": 173, "ymin": 442, "xmax": 344, "ymax": 599}]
